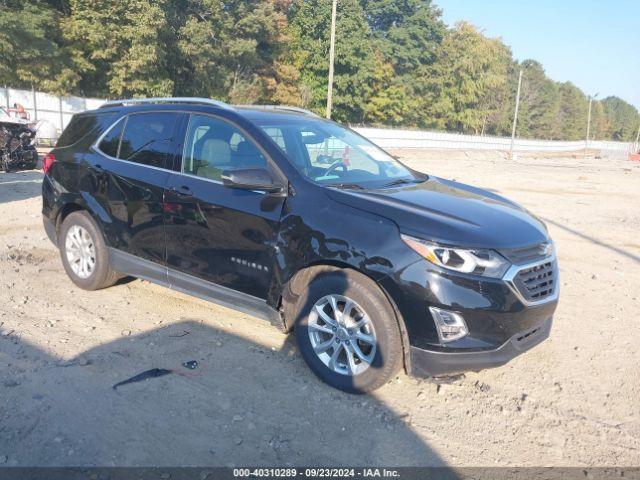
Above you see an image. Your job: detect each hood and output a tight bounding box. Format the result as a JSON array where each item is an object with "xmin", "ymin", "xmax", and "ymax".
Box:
[{"xmin": 325, "ymin": 176, "xmax": 549, "ymax": 249}]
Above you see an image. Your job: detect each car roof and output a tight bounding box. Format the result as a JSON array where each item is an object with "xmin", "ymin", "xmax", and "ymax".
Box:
[{"xmin": 88, "ymin": 98, "xmax": 322, "ymax": 123}]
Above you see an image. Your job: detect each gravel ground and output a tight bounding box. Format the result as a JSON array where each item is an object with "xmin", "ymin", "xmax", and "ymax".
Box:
[{"xmin": 0, "ymin": 151, "xmax": 638, "ymax": 467}]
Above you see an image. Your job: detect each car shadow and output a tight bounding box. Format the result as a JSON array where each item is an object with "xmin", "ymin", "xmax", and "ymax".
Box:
[
  {"xmin": 0, "ymin": 317, "xmax": 450, "ymax": 468},
  {"xmin": 0, "ymin": 170, "xmax": 42, "ymax": 204},
  {"xmin": 543, "ymin": 217, "xmax": 640, "ymax": 264}
]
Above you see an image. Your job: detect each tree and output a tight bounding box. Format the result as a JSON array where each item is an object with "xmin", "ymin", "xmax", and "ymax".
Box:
[
  {"xmin": 553, "ymin": 82, "xmax": 587, "ymax": 141},
  {"xmin": 288, "ymin": 0, "xmax": 377, "ymax": 122},
  {"xmin": 2, "ymin": 0, "xmax": 635, "ymax": 142},
  {"xmin": 64, "ymin": 0, "xmax": 173, "ymax": 97},
  {"xmin": 174, "ymin": 0, "xmax": 290, "ymax": 103},
  {"xmin": 362, "ymin": 51, "xmax": 407, "ymax": 125},
  {"xmin": 417, "ymin": 22, "xmax": 512, "ymax": 134},
  {"xmin": 361, "ymin": 0, "xmax": 445, "ymax": 74},
  {"xmin": 590, "ymin": 100, "xmax": 612, "ymax": 140},
  {"xmin": 515, "ymin": 60, "xmax": 562, "ymax": 139},
  {"xmin": 602, "ymin": 96, "xmax": 640, "ymax": 141},
  {"xmin": 0, "ymin": 0, "xmax": 75, "ymax": 93}
]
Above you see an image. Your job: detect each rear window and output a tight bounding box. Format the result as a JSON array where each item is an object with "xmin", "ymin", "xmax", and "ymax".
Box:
[
  {"xmin": 118, "ymin": 112, "xmax": 178, "ymax": 168},
  {"xmin": 56, "ymin": 113, "xmax": 114, "ymax": 148}
]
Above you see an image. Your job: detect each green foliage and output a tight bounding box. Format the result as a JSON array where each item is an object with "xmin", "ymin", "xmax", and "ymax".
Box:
[
  {"xmin": 172, "ymin": 0, "xmax": 289, "ymax": 103},
  {"xmin": 516, "ymin": 60, "xmax": 561, "ymax": 139},
  {"xmin": 602, "ymin": 96, "xmax": 640, "ymax": 141},
  {"xmin": 556, "ymin": 82, "xmax": 587, "ymax": 140},
  {"xmin": 3, "ymin": 0, "xmax": 637, "ymax": 141},
  {"xmin": 0, "ymin": 0, "xmax": 75, "ymax": 93},
  {"xmin": 288, "ymin": 0, "xmax": 377, "ymax": 122},
  {"xmin": 417, "ymin": 22, "xmax": 512, "ymax": 134},
  {"xmin": 63, "ymin": 0, "xmax": 174, "ymax": 97},
  {"xmin": 362, "ymin": 0, "xmax": 445, "ymax": 73}
]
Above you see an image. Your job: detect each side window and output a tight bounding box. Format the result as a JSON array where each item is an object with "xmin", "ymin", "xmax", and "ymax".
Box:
[
  {"xmin": 182, "ymin": 114, "xmax": 267, "ymax": 181},
  {"xmin": 262, "ymin": 127, "xmax": 287, "ymax": 151},
  {"xmin": 98, "ymin": 117, "xmax": 125, "ymax": 158},
  {"xmin": 118, "ymin": 112, "xmax": 178, "ymax": 168}
]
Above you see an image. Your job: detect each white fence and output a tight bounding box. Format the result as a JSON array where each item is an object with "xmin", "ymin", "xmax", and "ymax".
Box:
[
  {"xmin": 354, "ymin": 127, "xmax": 635, "ymax": 156},
  {"xmin": 2, "ymin": 87, "xmax": 635, "ymax": 155},
  {"xmin": 0, "ymin": 86, "xmax": 104, "ymax": 133}
]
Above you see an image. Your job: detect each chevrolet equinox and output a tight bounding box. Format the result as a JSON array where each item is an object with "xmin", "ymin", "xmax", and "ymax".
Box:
[{"xmin": 42, "ymin": 98, "xmax": 558, "ymax": 393}]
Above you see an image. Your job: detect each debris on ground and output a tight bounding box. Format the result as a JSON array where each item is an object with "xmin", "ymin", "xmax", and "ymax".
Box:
[
  {"xmin": 182, "ymin": 360, "xmax": 198, "ymax": 370},
  {"xmin": 169, "ymin": 330, "xmax": 190, "ymax": 338},
  {"xmin": 112, "ymin": 368, "xmax": 173, "ymax": 390}
]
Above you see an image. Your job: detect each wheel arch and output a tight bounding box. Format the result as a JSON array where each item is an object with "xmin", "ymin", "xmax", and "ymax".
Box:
[
  {"xmin": 279, "ymin": 261, "xmax": 412, "ymax": 373},
  {"xmin": 56, "ymin": 202, "xmax": 85, "ymax": 234},
  {"xmin": 55, "ymin": 193, "xmax": 112, "ymax": 239}
]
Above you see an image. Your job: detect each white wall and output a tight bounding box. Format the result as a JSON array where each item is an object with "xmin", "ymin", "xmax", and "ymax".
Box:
[
  {"xmin": 0, "ymin": 87, "xmax": 104, "ymax": 134},
  {"xmin": 2, "ymin": 87, "xmax": 634, "ymax": 155},
  {"xmin": 353, "ymin": 127, "xmax": 633, "ymax": 154}
]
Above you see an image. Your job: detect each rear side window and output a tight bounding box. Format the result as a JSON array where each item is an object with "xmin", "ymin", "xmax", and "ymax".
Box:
[
  {"xmin": 57, "ymin": 114, "xmax": 111, "ymax": 148},
  {"xmin": 98, "ymin": 117, "xmax": 125, "ymax": 158},
  {"xmin": 118, "ymin": 112, "xmax": 178, "ymax": 168}
]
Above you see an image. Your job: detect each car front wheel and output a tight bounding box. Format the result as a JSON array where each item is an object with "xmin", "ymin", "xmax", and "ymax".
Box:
[{"xmin": 293, "ymin": 269, "xmax": 403, "ymax": 393}]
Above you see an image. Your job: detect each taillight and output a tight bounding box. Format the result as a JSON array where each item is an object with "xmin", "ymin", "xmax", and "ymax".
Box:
[{"xmin": 42, "ymin": 153, "xmax": 55, "ymax": 174}]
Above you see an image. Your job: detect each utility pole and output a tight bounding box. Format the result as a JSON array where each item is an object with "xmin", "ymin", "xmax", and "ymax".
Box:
[
  {"xmin": 509, "ymin": 68, "xmax": 524, "ymax": 160},
  {"xmin": 635, "ymin": 123, "xmax": 640, "ymax": 152},
  {"xmin": 326, "ymin": 0, "xmax": 338, "ymax": 119},
  {"xmin": 585, "ymin": 92, "xmax": 599, "ymax": 153}
]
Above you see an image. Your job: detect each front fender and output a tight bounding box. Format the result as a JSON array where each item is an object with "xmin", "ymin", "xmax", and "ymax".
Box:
[{"xmin": 267, "ymin": 189, "xmax": 402, "ymax": 307}]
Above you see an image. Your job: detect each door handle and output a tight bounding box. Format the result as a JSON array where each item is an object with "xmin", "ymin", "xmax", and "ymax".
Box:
[
  {"xmin": 170, "ymin": 185, "xmax": 193, "ymax": 196},
  {"xmin": 94, "ymin": 164, "xmax": 105, "ymax": 173}
]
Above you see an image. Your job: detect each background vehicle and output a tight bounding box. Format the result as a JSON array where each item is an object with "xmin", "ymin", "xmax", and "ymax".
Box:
[
  {"xmin": 42, "ymin": 98, "xmax": 558, "ymax": 393},
  {"xmin": 0, "ymin": 107, "xmax": 38, "ymax": 172}
]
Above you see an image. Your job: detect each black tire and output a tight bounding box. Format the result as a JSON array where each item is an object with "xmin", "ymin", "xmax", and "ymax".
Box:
[
  {"xmin": 293, "ymin": 269, "xmax": 403, "ymax": 393},
  {"xmin": 59, "ymin": 211, "xmax": 119, "ymax": 290},
  {"xmin": 27, "ymin": 150, "xmax": 38, "ymax": 170}
]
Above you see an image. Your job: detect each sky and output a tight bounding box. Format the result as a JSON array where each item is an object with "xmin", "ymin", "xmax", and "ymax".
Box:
[{"xmin": 434, "ymin": 0, "xmax": 640, "ymax": 110}]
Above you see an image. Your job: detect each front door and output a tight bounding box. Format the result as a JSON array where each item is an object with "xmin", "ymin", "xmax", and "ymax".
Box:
[{"xmin": 163, "ymin": 113, "xmax": 286, "ymax": 299}]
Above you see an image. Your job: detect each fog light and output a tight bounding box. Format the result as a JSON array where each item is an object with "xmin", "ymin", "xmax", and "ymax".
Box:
[{"xmin": 429, "ymin": 307, "xmax": 468, "ymax": 343}]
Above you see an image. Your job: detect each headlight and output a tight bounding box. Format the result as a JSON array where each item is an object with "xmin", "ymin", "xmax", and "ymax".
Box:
[{"xmin": 401, "ymin": 234, "xmax": 510, "ymax": 278}]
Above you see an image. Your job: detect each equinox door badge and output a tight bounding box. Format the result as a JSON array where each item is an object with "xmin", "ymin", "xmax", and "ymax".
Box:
[{"xmin": 231, "ymin": 256, "xmax": 269, "ymax": 272}]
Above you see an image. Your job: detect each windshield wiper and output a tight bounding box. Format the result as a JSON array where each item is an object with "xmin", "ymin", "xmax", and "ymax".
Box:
[
  {"xmin": 381, "ymin": 177, "xmax": 426, "ymax": 188},
  {"xmin": 326, "ymin": 182, "xmax": 367, "ymax": 190}
]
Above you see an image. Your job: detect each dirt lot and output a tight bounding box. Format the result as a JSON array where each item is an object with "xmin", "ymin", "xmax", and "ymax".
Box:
[{"xmin": 0, "ymin": 151, "xmax": 639, "ymax": 467}]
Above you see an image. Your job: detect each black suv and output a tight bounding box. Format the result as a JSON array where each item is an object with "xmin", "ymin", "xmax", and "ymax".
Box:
[{"xmin": 42, "ymin": 98, "xmax": 558, "ymax": 393}]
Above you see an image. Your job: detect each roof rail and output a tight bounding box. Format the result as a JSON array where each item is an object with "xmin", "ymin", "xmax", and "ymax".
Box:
[
  {"xmin": 98, "ymin": 97, "xmax": 230, "ymax": 109},
  {"xmin": 233, "ymin": 104, "xmax": 320, "ymax": 118}
]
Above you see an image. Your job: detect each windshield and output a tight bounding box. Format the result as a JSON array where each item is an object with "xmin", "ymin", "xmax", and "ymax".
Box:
[{"xmin": 258, "ymin": 117, "xmax": 423, "ymax": 188}]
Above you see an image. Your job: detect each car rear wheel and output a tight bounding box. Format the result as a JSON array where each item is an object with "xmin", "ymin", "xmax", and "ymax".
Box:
[
  {"xmin": 293, "ymin": 269, "xmax": 403, "ymax": 393},
  {"xmin": 59, "ymin": 211, "xmax": 119, "ymax": 290}
]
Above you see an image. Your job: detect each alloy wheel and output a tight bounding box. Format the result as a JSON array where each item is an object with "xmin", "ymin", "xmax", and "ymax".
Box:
[
  {"xmin": 65, "ymin": 225, "xmax": 96, "ymax": 279},
  {"xmin": 308, "ymin": 294, "xmax": 377, "ymax": 376}
]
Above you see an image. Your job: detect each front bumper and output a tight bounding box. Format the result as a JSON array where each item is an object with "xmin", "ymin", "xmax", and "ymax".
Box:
[{"xmin": 408, "ymin": 316, "xmax": 552, "ymax": 377}]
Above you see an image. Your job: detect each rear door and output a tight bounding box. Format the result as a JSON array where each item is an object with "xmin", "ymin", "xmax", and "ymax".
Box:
[
  {"xmin": 163, "ymin": 113, "xmax": 286, "ymax": 299},
  {"xmin": 88, "ymin": 111, "xmax": 184, "ymax": 264}
]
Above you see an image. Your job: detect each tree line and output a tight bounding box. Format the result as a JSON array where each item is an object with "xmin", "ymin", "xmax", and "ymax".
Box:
[{"xmin": 2, "ymin": 0, "xmax": 639, "ymax": 141}]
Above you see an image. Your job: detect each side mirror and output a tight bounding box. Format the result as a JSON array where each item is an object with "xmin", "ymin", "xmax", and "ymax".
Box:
[{"xmin": 221, "ymin": 168, "xmax": 285, "ymax": 195}]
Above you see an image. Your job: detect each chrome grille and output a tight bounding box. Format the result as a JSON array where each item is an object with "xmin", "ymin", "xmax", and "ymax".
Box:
[{"xmin": 512, "ymin": 260, "xmax": 557, "ymax": 303}]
